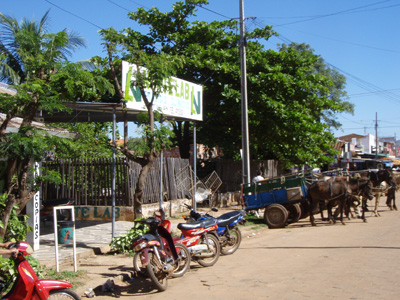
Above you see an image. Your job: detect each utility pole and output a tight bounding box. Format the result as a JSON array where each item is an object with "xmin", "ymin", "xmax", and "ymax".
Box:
[
  {"xmin": 239, "ymin": 0, "xmax": 251, "ymax": 184},
  {"xmin": 375, "ymin": 112, "xmax": 378, "ymax": 158}
]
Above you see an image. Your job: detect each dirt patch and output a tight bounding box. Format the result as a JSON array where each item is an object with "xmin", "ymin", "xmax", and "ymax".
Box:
[{"xmin": 57, "ymin": 224, "xmax": 264, "ymax": 299}]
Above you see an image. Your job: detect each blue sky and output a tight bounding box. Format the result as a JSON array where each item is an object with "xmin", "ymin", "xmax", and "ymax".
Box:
[{"xmin": 2, "ymin": 0, "xmax": 400, "ymax": 140}]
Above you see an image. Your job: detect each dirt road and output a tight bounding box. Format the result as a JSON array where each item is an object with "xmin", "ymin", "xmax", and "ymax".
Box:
[{"xmin": 74, "ymin": 202, "xmax": 400, "ymax": 300}]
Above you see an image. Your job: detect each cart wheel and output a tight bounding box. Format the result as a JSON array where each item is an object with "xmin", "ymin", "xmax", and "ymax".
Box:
[
  {"xmin": 285, "ymin": 203, "xmax": 301, "ymax": 224},
  {"xmin": 264, "ymin": 204, "xmax": 288, "ymax": 229},
  {"xmin": 299, "ymin": 201, "xmax": 310, "ymax": 219}
]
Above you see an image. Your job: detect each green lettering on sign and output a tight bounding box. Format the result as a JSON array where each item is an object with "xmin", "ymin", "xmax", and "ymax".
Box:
[
  {"xmin": 94, "ymin": 207, "xmax": 102, "ymax": 218},
  {"xmin": 124, "ymin": 67, "xmax": 133, "ymax": 102},
  {"xmin": 103, "ymin": 208, "xmax": 111, "ymax": 219},
  {"xmin": 191, "ymin": 88, "xmax": 201, "ymax": 115}
]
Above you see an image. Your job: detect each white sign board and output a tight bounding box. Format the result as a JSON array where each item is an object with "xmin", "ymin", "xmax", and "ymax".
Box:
[
  {"xmin": 121, "ymin": 61, "xmax": 203, "ymax": 121},
  {"xmin": 27, "ymin": 162, "xmax": 40, "ymax": 250}
]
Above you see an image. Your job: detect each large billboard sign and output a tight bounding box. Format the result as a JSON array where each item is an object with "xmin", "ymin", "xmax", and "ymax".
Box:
[{"xmin": 122, "ymin": 61, "xmax": 203, "ymax": 121}]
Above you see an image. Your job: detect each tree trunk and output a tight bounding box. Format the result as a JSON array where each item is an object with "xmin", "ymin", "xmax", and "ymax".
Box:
[
  {"xmin": 2, "ymin": 101, "xmax": 40, "ymax": 233},
  {"xmin": 173, "ymin": 121, "xmax": 191, "ymax": 159},
  {"xmin": 133, "ymin": 150, "xmax": 158, "ymax": 218}
]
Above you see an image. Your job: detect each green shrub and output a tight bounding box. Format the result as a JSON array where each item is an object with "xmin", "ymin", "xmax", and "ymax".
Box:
[
  {"xmin": 0, "ymin": 192, "xmax": 35, "ymax": 291},
  {"xmin": 110, "ymin": 221, "xmax": 148, "ymax": 254}
]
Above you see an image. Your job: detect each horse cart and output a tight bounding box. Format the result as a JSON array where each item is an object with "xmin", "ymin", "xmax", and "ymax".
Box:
[{"xmin": 241, "ymin": 173, "xmax": 309, "ymax": 228}]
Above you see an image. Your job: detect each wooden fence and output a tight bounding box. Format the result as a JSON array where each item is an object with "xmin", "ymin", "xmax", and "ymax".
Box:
[
  {"xmin": 42, "ymin": 157, "xmax": 193, "ymax": 206},
  {"xmin": 41, "ymin": 157, "xmax": 282, "ymax": 206},
  {"xmin": 215, "ymin": 159, "xmax": 283, "ymax": 192}
]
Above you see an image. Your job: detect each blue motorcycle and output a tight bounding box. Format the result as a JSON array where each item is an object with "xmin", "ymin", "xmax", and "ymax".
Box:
[{"xmin": 182, "ymin": 204, "xmax": 246, "ymax": 255}]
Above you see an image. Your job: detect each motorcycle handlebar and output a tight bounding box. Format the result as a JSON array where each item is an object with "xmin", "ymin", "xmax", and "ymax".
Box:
[
  {"xmin": 182, "ymin": 203, "xmax": 193, "ymax": 210},
  {"xmin": 138, "ymin": 217, "xmax": 160, "ymax": 226}
]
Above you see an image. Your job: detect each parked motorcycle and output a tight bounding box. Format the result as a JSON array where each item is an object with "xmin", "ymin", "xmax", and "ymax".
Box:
[
  {"xmin": 41, "ymin": 198, "xmax": 75, "ymax": 224},
  {"xmin": 0, "ymin": 241, "xmax": 80, "ymax": 300},
  {"xmin": 176, "ymin": 212, "xmax": 221, "ymax": 267},
  {"xmin": 182, "ymin": 204, "xmax": 246, "ymax": 255},
  {"xmin": 131, "ymin": 214, "xmax": 191, "ymax": 292}
]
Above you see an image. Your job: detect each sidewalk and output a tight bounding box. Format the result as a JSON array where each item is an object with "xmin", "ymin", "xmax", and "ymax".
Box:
[
  {"xmin": 32, "ymin": 206, "xmax": 243, "ymax": 268},
  {"xmin": 32, "ymin": 220, "xmax": 135, "ymax": 268}
]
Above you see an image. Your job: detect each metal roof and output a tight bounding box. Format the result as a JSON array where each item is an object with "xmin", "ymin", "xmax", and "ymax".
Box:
[
  {"xmin": 0, "ymin": 113, "xmax": 75, "ymax": 138},
  {"xmin": 39, "ymin": 101, "xmax": 197, "ymax": 123}
]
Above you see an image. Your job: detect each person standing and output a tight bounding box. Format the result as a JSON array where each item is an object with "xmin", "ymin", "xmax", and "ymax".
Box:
[{"xmin": 252, "ymin": 170, "xmax": 264, "ymax": 183}]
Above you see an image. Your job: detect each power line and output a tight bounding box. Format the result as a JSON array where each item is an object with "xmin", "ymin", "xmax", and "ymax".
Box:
[
  {"xmin": 260, "ymin": 2, "xmax": 400, "ymax": 20},
  {"xmin": 107, "ymin": 0, "xmax": 131, "ymax": 12},
  {"xmin": 350, "ymin": 88, "xmax": 400, "ymax": 97},
  {"xmin": 275, "ymin": 0, "xmax": 393, "ymax": 27},
  {"xmin": 199, "ymin": 5, "xmax": 233, "ymax": 20},
  {"xmin": 44, "ymin": 0, "xmax": 103, "ymax": 30}
]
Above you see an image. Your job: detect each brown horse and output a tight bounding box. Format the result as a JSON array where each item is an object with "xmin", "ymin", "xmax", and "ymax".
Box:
[
  {"xmin": 359, "ymin": 169, "xmax": 396, "ymax": 216},
  {"xmin": 319, "ymin": 176, "xmax": 374, "ymax": 222},
  {"xmin": 307, "ymin": 180, "xmax": 349, "ymax": 226}
]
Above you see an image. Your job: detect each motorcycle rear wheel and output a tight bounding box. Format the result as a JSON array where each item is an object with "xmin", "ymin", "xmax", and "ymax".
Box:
[
  {"xmin": 48, "ymin": 289, "xmax": 80, "ymax": 300},
  {"xmin": 220, "ymin": 227, "xmax": 242, "ymax": 255},
  {"xmin": 146, "ymin": 252, "xmax": 168, "ymax": 292},
  {"xmin": 197, "ymin": 234, "xmax": 220, "ymax": 267},
  {"xmin": 171, "ymin": 243, "xmax": 191, "ymax": 278}
]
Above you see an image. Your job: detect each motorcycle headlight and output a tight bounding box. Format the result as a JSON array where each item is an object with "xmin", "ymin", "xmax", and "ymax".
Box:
[{"xmin": 134, "ymin": 241, "xmax": 147, "ymax": 252}]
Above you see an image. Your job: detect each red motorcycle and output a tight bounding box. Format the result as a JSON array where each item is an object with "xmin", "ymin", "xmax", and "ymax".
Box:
[
  {"xmin": 131, "ymin": 213, "xmax": 191, "ymax": 292},
  {"xmin": 176, "ymin": 214, "xmax": 221, "ymax": 267},
  {"xmin": 40, "ymin": 198, "xmax": 75, "ymax": 224},
  {"xmin": 1, "ymin": 241, "xmax": 80, "ymax": 300}
]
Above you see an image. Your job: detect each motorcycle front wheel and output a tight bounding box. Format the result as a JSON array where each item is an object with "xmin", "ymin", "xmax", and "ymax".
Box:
[
  {"xmin": 171, "ymin": 243, "xmax": 191, "ymax": 278},
  {"xmin": 197, "ymin": 234, "xmax": 220, "ymax": 267},
  {"xmin": 220, "ymin": 227, "xmax": 242, "ymax": 255},
  {"xmin": 146, "ymin": 252, "xmax": 168, "ymax": 292},
  {"xmin": 133, "ymin": 251, "xmax": 147, "ymax": 277},
  {"xmin": 48, "ymin": 289, "xmax": 80, "ymax": 300}
]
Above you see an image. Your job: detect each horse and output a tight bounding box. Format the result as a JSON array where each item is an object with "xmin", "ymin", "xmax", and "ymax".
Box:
[
  {"xmin": 386, "ymin": 172, "xmax": 400, "ymax": 210},
  {"xmin": 317, "ymin": 175, "xmax": 374, "ymax": 221},
  {"xmin": 307, "ymin": 180, "xmax": 349, "ymax": 226},
  {"xmin": 359, "ymin": 169, "xmax": 396, "ymax": 216}
]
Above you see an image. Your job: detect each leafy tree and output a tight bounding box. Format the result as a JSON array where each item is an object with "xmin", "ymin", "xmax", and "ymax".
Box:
[
  {"xmin": 99, "ymin": 16, "xmax": 181, "ymax": 216},
  {"xmin": 0, "ymin": 11, "xmax": 113, "ymax": 238},
  {"xmin": 119, "ymin": 1, "xmax": 353, "ymax": 168},
  {"xmin": 48, "ymin": 122, "xmax": 116, "ymax": 159}
]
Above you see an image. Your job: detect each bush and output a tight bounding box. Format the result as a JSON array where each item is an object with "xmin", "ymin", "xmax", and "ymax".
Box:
[
  {"xmin": 110, "ymin": 221, "xmax": 148, "ymax": 254},
  {"xmin": 0, "ymin": 193, "xmax": 35, "ymax": 291}
]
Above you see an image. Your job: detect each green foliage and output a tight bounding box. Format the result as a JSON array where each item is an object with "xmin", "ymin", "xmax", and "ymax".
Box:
[
  {"xmin": 0, "ymin": 11, "xmax": 115, "ymax": 227},
  {"xmin": 110, "ymin": 221, "xmax": 148, "ymax": 254},
  {"xmin": 0, "ymin": 193, "xmax": 32, "ymax": 241},
  {"xmin": 111, "ymin": 2, "xmax": 352, "ymax": 168},
  {"xmin": 241, "ymin": 214, "xmax": 268, "ymax": 231},
  {"xmin": 126, "ymin": 112, "xmax": 175, "ymax": 158},
  {"xmin": 0, "ymin": 256, "xmax": 15, "ymax": 293},
  {"xmin": 0, "ymin": 193, "xmax": 35, "ymax": 291},
  {"xmin": 47, "ymin": 122, "xmax": 116, "ymax": 159},
  {"xmin": 1, "ymin": 128, "xmax": 52, "ymax": 161},
  {"xmin": 43, "ymin": 268, "xmax": 86, "ymax": 289}
]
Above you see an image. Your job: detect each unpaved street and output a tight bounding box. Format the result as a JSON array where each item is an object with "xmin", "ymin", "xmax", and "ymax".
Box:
[{"xmin": 75, "ymin": 202, "xmax": 400, "ymax": 300}]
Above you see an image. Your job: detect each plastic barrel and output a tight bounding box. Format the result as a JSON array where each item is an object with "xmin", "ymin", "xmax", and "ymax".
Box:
[{"xmin": 57, "ymin": 220, "xmax": 74, "ymax": 244}]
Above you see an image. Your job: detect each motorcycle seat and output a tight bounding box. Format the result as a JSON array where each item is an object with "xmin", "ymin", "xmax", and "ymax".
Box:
[
  {"xmin": 216, "ymin": 210, "xmax": 246, "ymax": 227},
  {"xmin": 178, "ymin": 218, "xmax": 216, "ymax": 230},
  {"xmin": 42, "ymin": 198, "xmax": 74, "ymax": 207}
]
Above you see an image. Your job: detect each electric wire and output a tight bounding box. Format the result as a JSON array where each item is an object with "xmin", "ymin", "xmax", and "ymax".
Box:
[
  {"xmin": 275, "ymin": 0, "xmax": 393, "ymax": 27},
  {"xmin": 43, "ymin": 0, "xmax": 103, "ymax": 30},
  {"xmin": 41, "ymin": 0, "xmax": 400, "ymax": 131}
]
